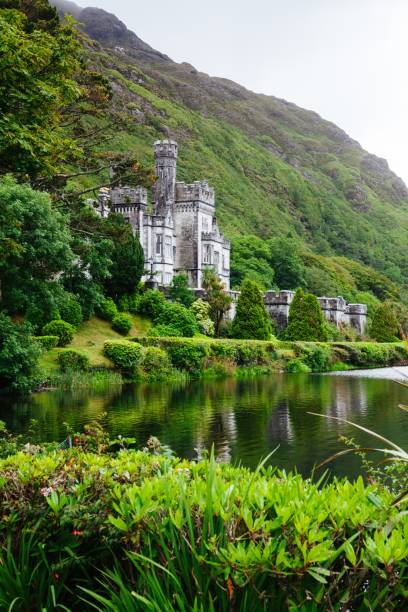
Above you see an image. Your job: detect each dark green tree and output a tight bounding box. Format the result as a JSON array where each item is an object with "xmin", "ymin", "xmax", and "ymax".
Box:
[
  {"xmin": 0, "ymin": 313, "xmax": 41, "ymax": 394},
  {"xmin": 284, "ymin": 289, "xmax": 326, "ymax": 341},
  {"xmin": 231, "ymin": 278, "xmax": 272, "ymax": 340},
  {"xmin": 103, "ymin": 214, "xmax": 145, "ymax": 301},
  {"xmin": 202, "ymin": 268, "xmax": 232, "ymax": 337},
  {"xmin": 269, "ymin": 237, "xmax": 306, "ymax": 290},
  {"xmin": 169, "ymin": 273, "xmax": 194, "ymax": 307},
  {"xmin": 370, "ymin": 302, "xmax": 399, "ymax": 342}
]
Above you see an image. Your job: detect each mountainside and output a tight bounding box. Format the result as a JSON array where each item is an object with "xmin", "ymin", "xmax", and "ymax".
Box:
[{"xmin": 53, "ymin": 1, "xmax": 408, "ymax": 295}]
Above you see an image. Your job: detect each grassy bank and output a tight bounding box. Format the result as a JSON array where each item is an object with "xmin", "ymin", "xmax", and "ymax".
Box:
[
  {"xmin": 0, "ymin": 442, "xmax": 406, "ymax": 610},
  {"xmin": 37, "ymin": 316, "xmax": 408, "ymax": 387}
]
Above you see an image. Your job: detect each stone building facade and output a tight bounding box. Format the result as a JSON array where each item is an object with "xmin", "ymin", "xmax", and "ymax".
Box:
[{"xmin": 96, "ymin": 140, "xmax": 230, "ymax": 289}]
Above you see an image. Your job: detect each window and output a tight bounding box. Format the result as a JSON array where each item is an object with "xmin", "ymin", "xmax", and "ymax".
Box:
[
  {"xmin": 214, "ymin": 251, "xmax": 220, "ymax": 268},
  {"xmin": 203, "ymin": 244, "xmax": 211, "ymax": 264},
  {"xmin": 202, "ymin": 218, "xmax": 209, "ymax": 232},
  {"xmin": 165, "ymin": 273, "xmax": 172, "ymax": 285},
  {"xmin": 165, "ymin": 236, "xmax": 172, "ymax": 257},
  {"xmin": 223, "ymin": 253, "xmax": 229, "ymax": 270},
  {"xmin": 156, "ymin": 234, "xmax": 163, "ymax": 255}
]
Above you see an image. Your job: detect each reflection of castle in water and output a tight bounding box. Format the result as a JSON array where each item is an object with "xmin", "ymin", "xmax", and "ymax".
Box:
[{"xmin": 326, "ymin": 378, "xmax": 368, "ymax": 421}]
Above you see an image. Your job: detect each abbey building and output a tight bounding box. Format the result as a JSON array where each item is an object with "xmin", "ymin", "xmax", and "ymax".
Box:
[{"xmin": 96, "ymin": 140, "xmax": 230, "ymax": 289}]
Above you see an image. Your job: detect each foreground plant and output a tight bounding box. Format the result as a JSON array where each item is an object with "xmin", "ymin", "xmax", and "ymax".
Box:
[{"xmin": 0, "ymin": 442, "xmax": 407, "ymax": 610}]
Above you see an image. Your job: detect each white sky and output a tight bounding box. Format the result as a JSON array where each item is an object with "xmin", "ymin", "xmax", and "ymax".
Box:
[{"xmin": 84, "ymin": 0, "xmax": 408, "ymax": 183}]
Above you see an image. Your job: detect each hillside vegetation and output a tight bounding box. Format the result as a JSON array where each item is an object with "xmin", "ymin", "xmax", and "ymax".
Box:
[{"xmin": 53, "ymin": 0, "xmax": 408, "ymax": 300}]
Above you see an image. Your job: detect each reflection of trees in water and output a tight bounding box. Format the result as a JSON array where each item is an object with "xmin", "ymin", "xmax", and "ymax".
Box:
[{"xmin": 3, "ymin": 374, "xmax": 407, "ymax": 477}]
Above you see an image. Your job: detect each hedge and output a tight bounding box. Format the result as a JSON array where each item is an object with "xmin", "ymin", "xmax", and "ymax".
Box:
[{"xmin": 33, "ymin": 335, "xmax": 59, "ymax": 350}]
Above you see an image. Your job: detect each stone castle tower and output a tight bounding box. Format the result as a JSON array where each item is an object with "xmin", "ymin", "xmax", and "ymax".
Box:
[{"xmin": 96, "ymin": 140, "xmax": 231, "ymax": 290}]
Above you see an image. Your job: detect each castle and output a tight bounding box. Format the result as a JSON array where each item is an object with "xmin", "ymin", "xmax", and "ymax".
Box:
[
  {"xmin": 96, "ymin": 140, "xmax": 230, "ymax": 290},
  {"xmin": 95, "ymin": 140, "xmax": 367, "ymax": 334}
]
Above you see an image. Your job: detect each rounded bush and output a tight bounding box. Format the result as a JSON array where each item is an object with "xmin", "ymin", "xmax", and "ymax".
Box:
[
  {"xmin": 97, "ymin": 298, "xmax": 118, "ymax": 322},
  {"xmin": 167, "ymin": 342, "xmax": 209, "ymax": 374},
  {"xmin": 112, "ymin": 313, "xmax": 132, "ymax": 336},
  {"xmin": 33, "ymin": 335, "xmax": 59, "ymax": 351},
  {"xmin": 103, "ymin": 341, "xmax": 144, "ymax": 373},
  {"xmin": 156, "ymin": 303, "xmax": 199, "ymax": 337},
  {"xmin": 42, "ymin": 320, "xmax": 75, "ymax": 347},
  {"xmin": 138, "ymin": 290, "xmax": 167, "ymax": 320},
  {"xmin": 59, "ymin": 297, "xmax": 83, "ymax": 327},
  {"xmin": 58, "ymin": 349, "xmax": 90, "ymax": 372}
]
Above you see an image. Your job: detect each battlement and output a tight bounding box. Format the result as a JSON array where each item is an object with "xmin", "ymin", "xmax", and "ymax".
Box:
[
  {"xmin": 264, "ymin": 290, "xmax": 295, "ymax": 305},
  {"xmin": 175, "ymin": 181, "xmax": 215, "ymax": 206},
  {"xmin": 154, "ymin": 139, "xmax": 178, "ymax": 159},
  {"xmin": 111, "ymin": 186, "xmax": 147, "ymax": 207},
  {"xmin": 201, "ymin": 231, "xmax": 230, "ymax": 247},
  {"xmin": 346, "ymin": 303, "xmax": 368, "ymax": 315},
  {"xmin": 318, "ymin": 296, "xmax": 347, "ymax": 311}
]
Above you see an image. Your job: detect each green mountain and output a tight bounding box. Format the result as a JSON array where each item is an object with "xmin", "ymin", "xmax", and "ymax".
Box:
[{"xmin": 53, "ymin": 1, "xmax": 408, "ymax": 300}]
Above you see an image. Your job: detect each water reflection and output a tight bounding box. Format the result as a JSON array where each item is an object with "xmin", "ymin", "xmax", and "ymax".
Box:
[{"xmin": 1, "ymin": 373, "xmax": 407, "ymax": 478}]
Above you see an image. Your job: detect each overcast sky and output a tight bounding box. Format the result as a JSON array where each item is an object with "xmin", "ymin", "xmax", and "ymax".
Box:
[{"xmin": 85, "ymin": 0, "xmax": 408, "ymax": 183}]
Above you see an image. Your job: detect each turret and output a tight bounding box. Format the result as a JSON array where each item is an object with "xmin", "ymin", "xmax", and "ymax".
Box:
[{"xmin": 153, "ymin": 140, "xmax": 178, "ymax": 215}]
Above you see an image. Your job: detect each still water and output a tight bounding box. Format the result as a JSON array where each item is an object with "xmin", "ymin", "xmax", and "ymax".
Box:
[{"xmin": 1, "ymin": 370, "xmax": 408, "ymax": 479}]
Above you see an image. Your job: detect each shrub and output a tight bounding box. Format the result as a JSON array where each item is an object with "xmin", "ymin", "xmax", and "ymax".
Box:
[
  {"xmin": 235, "ymin": 343, "xmax": 269, "ymax": 366},
  {"xmin": 169, "ymin": 273, "xmax": 195, "ymax": 307},
  {"xmin": 58, "ymin": 350, "xmax": 90, "ymax": 372},
  {"xmin": 156, "ymin": 303, "xmax": 199, "ymax": 337},
  {"xmin": 0, "ymin": 314, "xmax": 41, "ymax": 393},
  {"xmin": 97, "ymin": 298, "xmax": 118, "ymax": 322},
  {"xmin": 33, "ymin": 335, "xmax": 59, "ymax": 350},
  {"xmin": 103, "ymin": 341, "xmax": 144, "ymax": 373},
  {"xmin": 137, "ymin": 290, "xmax": 167, "ymax": 320},
  {"xmin": 231, "ymin": 278, "xmax": 272, "ymax": 340},
  {"xmin": 142, "ymin": 347, "xmax": 171, "ymax": 379},
  {"xmin": 370, "ymin": 302, "xmax": 399, "ymax": 342},
  {"xmin": 286, "ymin": 358, "xmax": 311, "ymax": 373},
  {"xmin": 166, "ymin": 341, "xmax": 209, "ymax": 374},
  {"xmin": 42, "ymin": 320, "xmax": 75, "ymax": 347},
  {"xmin": 298, "ymin": 343, "xmax": 331, "ymax": 372},
  {"xmin": 148, "ymin": 324, "xmax": 184, "ymax": 337},
  {"xmin": 191, "ymin": 299, "xmax": 215, "ymax": 336},
  {"xmin": 112, "ymin": 313, "xmax": 132, "ymax": 336},
  {"xmin": 59, "ymin": 296, "xmax": 83, "ymax": 327}
]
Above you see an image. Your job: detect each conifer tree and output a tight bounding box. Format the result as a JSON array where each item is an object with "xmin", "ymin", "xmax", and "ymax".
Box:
[
  {"xmin": 284, "ymin": 289, "xmax": 326, "ymax": 341},
  {"xmin": 370, "ymin": 302, "xmax": 399, "ymax": 342},
  {"xmin": 231, "ymin": 279, "xmax": 272, "ymax": 340}
]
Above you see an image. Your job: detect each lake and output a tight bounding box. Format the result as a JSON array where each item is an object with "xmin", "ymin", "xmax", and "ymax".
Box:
[{"xmin": 1, "ymin": 369, "xmax": 408, "ymax": 479}]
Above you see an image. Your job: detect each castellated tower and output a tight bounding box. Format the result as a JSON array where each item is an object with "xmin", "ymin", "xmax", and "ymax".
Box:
[{"xmin": 153, "ymin": 140, "xmax": 178, "ymax": 215}]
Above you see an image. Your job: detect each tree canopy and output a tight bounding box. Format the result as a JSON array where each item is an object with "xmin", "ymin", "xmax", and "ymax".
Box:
[{"xmin": 231, "ymin": 279, "xmax": 272, "ymax": 340}]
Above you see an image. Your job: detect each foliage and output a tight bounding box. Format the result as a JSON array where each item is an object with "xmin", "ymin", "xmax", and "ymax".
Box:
[
  {"xmin": 0, "ymin": 444, "xmax": 407, "ymax": 609},
  {"xmin": 202, "ymin": 268, "xmax": 232, "ymax": 337},
  {"xmin": 33, "ymin": 335, "xmax": 59, "ymax": 350},
  {"xmin": 102, "ymin": 214, "xmax": 145, "ymax": 300},
  {"xmin": 42, "ymin": 319, "xmax": 75, "ymax": 347},
  {"xmin": 103, "ymin": 340, "xmax": 143, "ymax": 373},
  {"xmin": 284, "ymin": 289, "xmax": 327, "ymax": 341},
  {"xmin": 96, "ymin": 297, "xmax": 118, "ymax": 322},
  {"xmin": 142, "ymin": 347, "xmax": 171, "ymax": 380},
  {"xmin": 370, "ymin": 302, "xmax": 399, "ymax": 343},
  {"xmin": 137, "ymin": 289, "xmax": 167, "ymax": 320},
  {"xmin": 230, "ymin": 235, "xmax": 275, "ymax": 289},
  {"xmin": 0, "ymin": 5, "xmax": 81, "ymax": 178},
  {"xmin": 165, "ymin": 342, "xmax": 210, "ymax": 374},
  {"xmin": 148, "ymin": 324, "xmax": 184, "ymax": 337},
  {"xmin": 0, "ymin": 313, "xmax": 41, "ymax": 393},
  {"xmin": 286, "ymin": 358, "xmax": 311, "ymax": 373},
  {"xmin": 155, "ymin": 302, "xmax": 199, "ymax": 337},
  {"xmin": 191, "ymin": 299, "xmax": 215, "ymax": 336},
  {"xmin": 295, "ymin": 343, "xmax": 332, "ymax": 372},
  {"xmin": 111, "ymin": 313, "xmax": 132, "ymax": 336},
  {"xmin": 231, "ymin": 278, "xmax": 272, "ymax": 340},
  {"xmin": 269, "ymin": 236, "xmax": 306, "ymax": 290},
  {"xmin": 57, "ymin": 349, "xmax": 90, "ymax": 372},
  {"xmin": 169, "ymin": 273, "xmax": 195, "ymax": 307},
  {"xmin": 58, "ymin": 295, "xmax": 83, "ymax": 328},
  {"xmin": 0, "ymin": 177, "xmax": 73, "ymax": 323}
]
